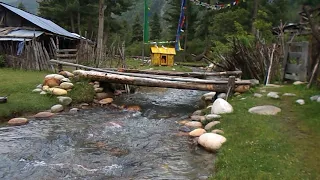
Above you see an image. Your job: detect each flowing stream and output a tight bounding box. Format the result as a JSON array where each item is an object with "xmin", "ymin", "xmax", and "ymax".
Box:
[{"xmin": 0, "ymin": 88, "xmax": 215, "ymax": 180}]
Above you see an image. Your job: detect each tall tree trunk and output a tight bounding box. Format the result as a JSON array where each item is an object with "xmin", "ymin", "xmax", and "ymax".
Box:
[
  {"xmin": 96, "ymin": 0, "xmax": 106, "ymax": 67},
  {"xmin": 252, "ymin": 0, "xmax": 259, "ymax": 34},
  {"xmin": 70, "ymin": 14, "xmax": 75, "ymax": 33}
]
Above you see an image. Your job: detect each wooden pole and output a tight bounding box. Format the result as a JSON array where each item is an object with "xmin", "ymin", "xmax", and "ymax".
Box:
[{"xmin": 73, "ymin": 70, "xmax": 247, "ymax": 92}]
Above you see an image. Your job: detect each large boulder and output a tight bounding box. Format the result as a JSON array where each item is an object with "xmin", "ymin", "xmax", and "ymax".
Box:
[
  {"xmin": 248, "ymin": 105, "xmax": 281, "ymax": 115},
  {"xmin": 57, "ymin": 96, "xmax": 72, "ymax": 106},
  {"xmin": 48, "ymin": 88, "xmax": 68, "ymax": 96},
  {"xmin": 189, "ymin": 128, "xmax": 206, "ymax": 137},
  {"xmin": 51, "ymin": 104, "xmax": 64, "ymax": 113},
  {"xmin": 8, "ymin": 118, "xmax": 28, "ymax": 126},
  {"xmin": 205, "ymin": 121, "xmax": 221, "ymax": 131},
  {"xmin": 60, "ymin": 82, "xmax": 74, "ymax": 90},
  {"xmin": 211, "ymin": 98, "xmax": 233, "ymax": 115},
  {"xmin": 198, "ymin": 133, "xmax": 227, "ymax": 151}
]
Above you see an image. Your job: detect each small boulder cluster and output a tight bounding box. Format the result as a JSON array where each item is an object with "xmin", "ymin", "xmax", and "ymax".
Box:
[{"xmin": 179, "ymin": 92, "xmax": 234, "ymax": 152}]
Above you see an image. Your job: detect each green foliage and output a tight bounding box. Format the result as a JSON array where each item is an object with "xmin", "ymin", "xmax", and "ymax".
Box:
[
  {"xmin": 17, "ymin": 2, "xmax": 26, "ymax": 11},
  {"xmin": 68, "ymin": 80, "xmax": 95, "ymax": 104},
  {"xmin": 253, "ymin": 10, "xmax": 274, "ymax": 43},
  {"xmin": 131, "ymin": 14, "xmax": 143, "ymax": 42},
  {"xmin": 0, "ymin": 55, "xmax": 5, "ymax": 67},
  {"xmin": 150, "ymin": 13, "xmax": 161, "ymax": 41}
]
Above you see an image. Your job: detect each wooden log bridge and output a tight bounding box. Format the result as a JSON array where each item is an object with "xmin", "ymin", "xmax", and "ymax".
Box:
[{"xmin": 50, "ymin": 60, "xmax": 251, "ymax": 92}]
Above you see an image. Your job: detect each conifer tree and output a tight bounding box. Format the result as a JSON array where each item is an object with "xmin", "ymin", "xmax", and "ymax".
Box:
[
  {"xmin": 131, "ymin": 14, "xmax": 143, "ymax": 42},
  {"xmin": 150, "ymin": 13, "xmax": 161, "ymax": 41}
]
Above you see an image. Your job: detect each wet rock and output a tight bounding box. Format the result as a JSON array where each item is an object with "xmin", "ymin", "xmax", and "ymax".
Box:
[
  {"xmin": 94, "ymin": 87, "xmax": 104, "ymax": 93},
  {"xmin": 296, "ymin": 99, "xmax": 305, "ymax": 105},
  {"xmin": 310, "ymin": 95, "xmax": 320, "ymax": 101},
  {"xmin": 205, "ymin": 114, "xmax": 221, "ymax": 121},
  {"xmin": 211, "ymin": 98, "xmax": 233, "ymax": 115},
  {"xmin": 283, "ymin": 93, "xmax": 297, "ymax": 97},
  {"xmin": 191, "ymin": 115, "xmax": 206, "ymax": 121},
  {"xmin": 80, "ymin": 103, "xmax": 90, "ymax": 109},
  {"xmin": 189, "ymin": 128, "xmax": 206, "ymax": 137},
  {"xmin": 48, "ymin": 88, "xmax": 68, "ymax": 96},
  {"xmin": 254, "ymin": 93, "xmax": 263, "ymax": 98},
  {"xmin": 99, "ymin": 98, "xmax": 114, "ymax": 105},
  {"xmin": 192, "ymin": 110, "xmax": 202, "ymax": 116},
  {"xmin": 202, "ymin": 92, "xmax": 216, "ymax": 101},
  {"xmin": 205, "ymin": 121, "xmax": 221, "ymax": 131},
  {"xmin": 176, "ymin": 132, "xmax": 190, "ymax": 136},
  {"xmin": 198, "ymin": 133, "xmax": 227, "ymax": 151},
  {"xmin": 34, "ymin": 112, "xmax": 54, "ymax": 119},
  {"xmin": 69, "ymin": 108, "xmax": 79, "ymax": 113},
  {"xmin": 126, "ymin": 105, "xmax": 141, "ymax": 111},
  {"xmin": 217, "ymin": 93, "xmax": 227, "ymax": 99},
  {"xmin": 267, "ymin": 92, "xmax": 280, "ymax": 99},
  {"xmin": 178, "ymin": 120, "xmax": 191, "ymax": 125},
  {"xmin": 8, "ymin": 118, "xmax": 28, "ymax": 126},
  {"xmin": 96, "ymin": 92, "xmax": 113, "ymax": 100},
  {"xmin": 185, "ymin": 121, "xmax": 202, "ymax": 128},
  {"xmin": 57, "ymin": 96, "xmax": 72, "ymax": 106},
  {"xmin": 59, "ymin": 82, "xmax": 74, "ymax": 90},
  {"xmin": 51, "ymin": 104, "xmax": 64, "ymax": 113},
  {"xmin": 32, "ymin": 88, "xmax": 42, "ymax": 93},
  {"xmin": 248, "ymin": 105, "xmax": 281, "ymax": 115},
  {"xmin": 212, "ymin": 129, "xmax": 224, "ymax": 135},
  {"xmin": 293, "ymin": 81, "xmax": 306, "ymax": 85},
  {"xmin": 43, "ymin": 78, "xmax": 60, "ymax": 87},
  {"xmin": 179, "ymin": 126, "xmax": 191, "ymax": 132}
]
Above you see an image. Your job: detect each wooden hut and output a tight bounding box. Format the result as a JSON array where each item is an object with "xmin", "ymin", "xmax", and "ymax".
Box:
[{"xmin": 150, "ymin": 46, "xmax": 176, "ymax": 66}]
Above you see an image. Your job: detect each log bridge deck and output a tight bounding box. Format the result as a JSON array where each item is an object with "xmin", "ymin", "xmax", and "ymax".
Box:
[{"xmin": 50, "ymin": 60, "xmax": 252, "ymax": 97}]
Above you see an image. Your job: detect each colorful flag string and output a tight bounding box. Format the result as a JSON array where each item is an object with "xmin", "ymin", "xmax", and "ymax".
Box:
[{"xmin": 189, "ymin": 0, "xmax": 242, "ymax": 10}]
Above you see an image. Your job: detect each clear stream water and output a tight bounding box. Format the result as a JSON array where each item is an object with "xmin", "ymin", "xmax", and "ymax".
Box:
[{"xmin": 0, "ymin": 88, "xmax": 215, "ymax": 180}]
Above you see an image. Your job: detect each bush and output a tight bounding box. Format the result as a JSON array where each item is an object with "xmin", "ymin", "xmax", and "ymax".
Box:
[
  {"xmin": 68, "ymin": 80, "xmax": 95, "ymax": 104},
  {"xmin": 0, "ymin": 55, "xmax": 5, "ymax": 67}
]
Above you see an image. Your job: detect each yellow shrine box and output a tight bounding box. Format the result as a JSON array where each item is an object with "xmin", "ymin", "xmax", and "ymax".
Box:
[{"xmin": 150, "ymin": 46, "xmax": 176, "ymax": 66}]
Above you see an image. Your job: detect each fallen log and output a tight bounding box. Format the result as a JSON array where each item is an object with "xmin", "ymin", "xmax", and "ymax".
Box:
[
  {"xmin": 73, "ymin": 70, "xmax": 250, "ymax": 92},
  {"xmin": 50, "ymin": 59, "xmax": 249, "ymax": 85}
]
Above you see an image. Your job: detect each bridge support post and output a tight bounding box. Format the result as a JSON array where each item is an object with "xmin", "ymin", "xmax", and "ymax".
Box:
[{"xmin": 226, "ymin": 76, "xmax": 236, "ymax": 101}]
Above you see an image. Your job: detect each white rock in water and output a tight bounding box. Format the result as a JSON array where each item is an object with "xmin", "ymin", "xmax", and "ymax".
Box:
[
  {"xmin": 249, "ymin": 105, "xmax": 281, "ymax": 115},
  {"xmin": 198, "ymin": 133, "xmax": 227, "ymax": 151},
  {"xmin": 254, "ymin": 93, "xmax": 263, "ymax": 98},
  {"xmin": 218, "ymin": 93, "xmax": 227, "ymax": 99},
  {"xmin": 202, "ymin": 92, "xmax": 216, "ymax": 100},
  {"xmin": 205, "ymin": 121, "xmax": 221, "ymax": 131},
  {"xmin": 205, "ymin": 114, "xmax": 221, "ymax": 121},
  {"xmin": 211, "ymin": 98, "xmax": 233, "ymax": 115},
  {"xmin": 296, "ymin": 99, "xmax": 305, "ymax": 105},
  {"xmin": 310, "ymin": 95, "xmax": 320, "ymax": 101},
  {"xmin": 283, "ymin": 93, "xmax": 297, "ymax": 97},
  {"xmin": 32, "ymin": 89, "xmax": 42, "ymax": 93},
  {"xmin": 51, "ymin": 104, "xmax": 64, "ymax": 113},
  {"xmin": 69, "ymin": 108, "xmax": 79, "ymax": 113},
  {"xmin": 57, "ymin": 96, "xmax": 72, "ymax": 106},
  {"xmin": 60, "ymin": 82, "xmax": 74, "ymax": 90},
  {"xmin": 267, "ymin": 92, "xmax": 280, "ymax": 99}
]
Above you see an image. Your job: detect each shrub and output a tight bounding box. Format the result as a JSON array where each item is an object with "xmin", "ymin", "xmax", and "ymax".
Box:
[{"xmin": 68, "ymin": 80, "xmax": 95, "ymax": 103}]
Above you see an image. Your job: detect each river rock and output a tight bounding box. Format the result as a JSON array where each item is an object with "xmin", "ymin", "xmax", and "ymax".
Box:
[
  {"xmin": 126, "ymin": 105, "xmax": 142, "ymax": 111},
  {"xmin": 191, "ymin": 115, "xmax": 206, "ymax": 121},
  {"xmin": 57, "ymin": 96, "xmax": 72, "ymax": 106},
  {"xmin": 235, "ymin": 85, "xmax": 250, "ymax": 93},
  {"xmin": 293, "ymin": 81, "xmax": 305, "ymax": 85},
  {"xmin": 254, "ymin": 93, "xmax": 263, "ymax": 98},
  {"xmin": 283, "ymin": 93, "xmax": 297, "ymax": 97},
  {"xmin": 178, "ymin": 120, "xmax": 191, "ymax": 125},
  {"xmin": 192, "ymin": 110, "xmax": 202, "ymax": 116},
  {"xmin": 248, "ymin": 105, "xmax": 281, "ymax": 115},
  {"xmin": 40, "ymin": 91, "xmax": 47, "ymax": 95},
  {"xmin": 218, "ymin": 93, "xmax": 227, "ymax": 99},
  {"xmin": 61, "ymin": 78, "xmax": 71, "ymax": 83},
  {"xmin": 59, "ymin": 71, "xmax": 74, "ymax": 78},
  {"xmin": 185, "ymin": 121, "xmax": 202, "ymax": 128},
  {"xmin": 95, "ymin": 88, "xmax": 104, "ymax": 93},
  {"xmin": 205, "ymin": 121, "xmax": 221, "ymax": 131},
  {"xmin": 36, "ymin": 84, "xmax": 43, "ymax": 89},
  {"xmin": 202, "ymin": 92, "xmax": 216, "ymax": 101},
  {"xmin": 317, "ymin": 97, "xmax": 320, "ymax": 103},
  {"xmin": 32, "ymin": 88, "xmax": 42, "ymax": 93},
  {"xmin": 45, "ymin": 74, "xmax": 58, "ymax": 79},
  {"xmin": 42, "ymin": 85, "xmax": 49, "ymax": 91},
  {"xmin": 48, "ymin": 88, "xmax": 68, "ymax": 96},
  {"xmin": 8, "ymin": 118, "xmax": 28, "ymax": 126},
  {"xmin": 310, "ymin": 95, "xmax": 320, "ymax": 101},
  {"xmin": 96, "ymin": 92, "xmax": 113, "ymax": 100},
  {"xmin": 267, "ymin": 92, "xmax": 280, "ymax": 99},
  {"xmin": 296, "ymin": 99, "xmax": 305, "ymax": 105},
  {"xmin": 51, "ymin": 104, "xmax": 64, "ymax": 113},
  {"xmin": 189, "ymin": 128, "xmax": 206, "ymax": 137},
  {"xmin": 43, "ymin": 78, "xmax": 60, "ymax": 87},
  {"xmin": 54, "ymin": 74, "xmax": 65, "ymax": 81},
  {"xmin": 179, "ymin": 126, "xmax": 191, "ymax": 132},
  {"xmin": 60, "ymin": 82, "xmax": 74, "ymax": 90},
  {"xmin": 69, "ymin": 108, "xmax": 79, "ymax": 113},
  {"xmin": 211, "ymin": 98, "xmax": 233, "ymax": 115},
  {"xmin": 211, "ymin": 129, "xmax": 224, "ymax": 135},
  {"xmin": 205, "ymin": 114, "xmax": 221, "ymax": 121},
  {"xmin": 93, "ymin": 84, "xmax": 100, "ymax": 89},
  {"xmin": 34, "ymin": 112, "xmax": 55, "ymax": 118},
  {"xmin": 99, "ymin": 98, "xmax": 113, "ymax": 105},
  {"xmin": 250, "ymin": 79, "xmax": 260, "ymax": 86},
  {"xmin": 198, "ymin": 133, "xmax": 227, "ymax": 151}
]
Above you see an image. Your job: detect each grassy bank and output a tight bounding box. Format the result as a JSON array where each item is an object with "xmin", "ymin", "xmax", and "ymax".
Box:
[
  {"xmin": 0, "ymin": 68, "xmax": 56, "ymax": 120},
  {"xmin": 210, "ymin": 85, "xmax": 320, "ymax": 179}
]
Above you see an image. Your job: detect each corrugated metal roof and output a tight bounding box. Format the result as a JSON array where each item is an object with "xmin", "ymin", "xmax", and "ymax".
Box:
[
  {"xmin": 6, "ymin": 29, "xmax": 44, "ymax": 38},
  {"xmin": 0, "ymin": 37, "xmax": 32, "ymax": 41},
  {"xmin": 151, "ymin": 47, "xmax": 176, "ymax": 55},
  {"xmin": 0, "ymin": 3, "xmax": 79, "ymax": 40}
]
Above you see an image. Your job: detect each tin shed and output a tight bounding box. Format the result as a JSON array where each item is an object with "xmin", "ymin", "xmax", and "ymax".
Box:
[{"xmin": 150, "ymin": 46, "xmax": 176, "ymax": 66}]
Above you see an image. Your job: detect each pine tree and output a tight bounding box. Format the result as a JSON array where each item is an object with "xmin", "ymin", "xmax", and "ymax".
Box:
[
  {"xmin": 150, "ymin": 13, "xmax": 161, "ymax": 41},
  {"xmin": 17, "ymin": 2, "xmax": 26, "ymax": 11},
  {"xmin": 131, "ymin": 14, "xmax": 143, "ymax": 42}
]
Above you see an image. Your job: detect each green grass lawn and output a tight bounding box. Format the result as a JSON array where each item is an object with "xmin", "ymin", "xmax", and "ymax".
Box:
[
  {"xmin": 0, "ymin": 68, "xmax": 56, "ymax": 120},
  {"xmin": 210, "ymin": 85, "xmax": 320, "ymax": 180}
]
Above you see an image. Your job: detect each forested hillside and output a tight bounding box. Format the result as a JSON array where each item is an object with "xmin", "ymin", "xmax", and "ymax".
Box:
[{"xmin": 2, "ymin": 0, "xmax": 38, "ymax": 14}]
